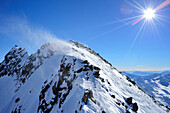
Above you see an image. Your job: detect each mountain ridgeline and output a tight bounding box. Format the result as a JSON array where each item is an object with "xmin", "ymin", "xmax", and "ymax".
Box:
[{"xmin": 0, "ymin": 40, "xmax": 169, "ymax": 113}]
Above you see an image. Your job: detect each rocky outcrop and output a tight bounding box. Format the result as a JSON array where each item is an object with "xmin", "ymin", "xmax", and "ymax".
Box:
[{"xmin": 126, "ymin": 97, "xmax": 138, "ymax": 112}]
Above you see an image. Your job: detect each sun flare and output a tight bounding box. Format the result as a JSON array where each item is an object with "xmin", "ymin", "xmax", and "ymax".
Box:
[{"xmin": 143, "ymin": 8, "xmax": 156, "ymax": 19}]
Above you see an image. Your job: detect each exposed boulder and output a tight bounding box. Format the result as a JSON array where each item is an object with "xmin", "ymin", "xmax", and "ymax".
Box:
[
  {"xmin": 111, "ymin": 95, "xmax": 115, "ymax": 98},
  {"xmin": 82, "ymin": 89, "xmax": 96, "ymax": 104},
  {"xmin": 125, "ymin": 97, "xmax": 138, "ymax": 112},
  {"xmin": 82, "ymin": 90, "xmax": 89, "ymax": 104},
  {"xmin": 132, "ymin": 102, "xmax": 138, "ymax": 112},
  {"xmin": 126, "ymin": 97, "xmax": 132, "ymax": 105},
  {"xmin": 15, "ymin": 98, "xmax": 20, "ymax": 103},
  {"xmin": 102, "ymin": 110, "xmax": 106, "ymax": 113},
  {"xmin": 52, "ymin": 82, "xmax": 57, "ymax": 95}
]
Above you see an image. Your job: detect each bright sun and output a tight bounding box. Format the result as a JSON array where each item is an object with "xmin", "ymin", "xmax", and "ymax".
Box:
[{"xmin": 143, "ymin": 8, "xmax": 156, "ymax": 19}]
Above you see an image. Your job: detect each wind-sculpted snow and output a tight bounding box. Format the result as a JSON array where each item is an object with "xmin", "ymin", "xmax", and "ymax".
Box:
[{"xmin": 0, "ymin": 41, "xmax": 169, "ymax": 113}]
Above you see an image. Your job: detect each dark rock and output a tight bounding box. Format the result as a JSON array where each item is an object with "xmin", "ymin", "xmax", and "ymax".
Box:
[
  {"xmin": 79, "ymin": 105, "xmax": 82, "ymax": 111},
  {"xmin": 165, "ymin": 106, "xmax": 170, "ymax": 110},
  {"xmin": 111, "ymin": 95, "xmax": 115, "ymax": 98},
  {"xmin": 82, "ymin": 60, "xmax": 89, "ymax": 64},
  {"xmin": 15, "ymin": 98, "xmax": 20, "ymax": 103},
  {"xmin": 93, "ymin": 66, "xmax": 100, "ymax": 70},
  {"xmin": 82, "ymin": 91, "xmax": 89, "ymax": 104},
  {"xmin": 93, "ymin": 71, "xmax": 100, "ymax": 78},
  {"xmin": 0, "ymin": 65, "xmax": 5, "ymax": 72},
  {"xmin": 122, "ymin": 102, "xmax": 124, "ymax": 106},
  {"xmin": 126, "ymin": 76, "xmax": 136, "ymax": 85},
  {"xmin": 52, "ymin": 82, "xmax": 58, "ymax": 95},
  {"xmin": 132, "ymin": 102, "xmax": 138, "ymax": 112},
  {"xmin": 116, "ymin": 102, "xmax": 121, "ymax": 106},
  {"xmin": 126, "ymin": 110, "xmax": 130, "ymax": 113},
  {"xmin": 83, "ymin": 67, "xmax": 89, "ymax": 71},
  {"xmin": 89, "ymin": 65, "xmax": 93, "ymax": 71},
  {"xmin": 101, "ymin": 78, "xmax": 105, "ymax": 82},
  {"xmin": 82, "ymin": 89, "xmax": 96, "ymax": 104},
  {"xmin": 77, "ymin": 68, "xmax": 83, "ymax": 73},
  {"xmin": 102, "ymin": 110, "xmax": 106, "ymax": 113},
  {"xmin": 126, "ymin": 97, "xmax": 132, "ymax": 105},
  {"xmin": 89, "ymin": 89, "xmax": 93, "ymax": 99}
]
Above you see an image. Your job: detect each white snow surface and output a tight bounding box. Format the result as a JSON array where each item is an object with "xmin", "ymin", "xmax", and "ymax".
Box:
[{"xmin": 0, "ymin": 41, "xmax": 168, "ymax": 113}]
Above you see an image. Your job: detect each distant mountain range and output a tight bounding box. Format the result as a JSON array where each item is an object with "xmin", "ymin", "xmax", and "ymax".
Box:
[
  {"xmin": 122, "ymin": 71, "xmax": 170, "ymax": 108},
  {"xmin": 0, "ymin": 40, "xmax": 169, "ymax": 113}
]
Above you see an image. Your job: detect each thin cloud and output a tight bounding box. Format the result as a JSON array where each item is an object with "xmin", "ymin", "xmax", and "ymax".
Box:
[{"xmin": 0, "ymin": 15, "xmax": 60, "ymax": 54}]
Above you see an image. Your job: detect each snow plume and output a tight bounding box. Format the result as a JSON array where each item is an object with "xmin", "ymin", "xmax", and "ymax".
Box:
[{"xmin": 0, "ymin": 15, "xmax": 68, "ymax": 54}]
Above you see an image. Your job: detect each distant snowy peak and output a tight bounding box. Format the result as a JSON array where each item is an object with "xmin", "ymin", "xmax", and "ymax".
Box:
[{"xmin": 123, "ymin": 71, "xmax": 170, "ymax": 108}]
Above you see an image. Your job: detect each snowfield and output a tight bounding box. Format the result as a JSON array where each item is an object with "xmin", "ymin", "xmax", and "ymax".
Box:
[{"xmin": 0, "ymin": 40, "xmax": 169, "ymax": 113}]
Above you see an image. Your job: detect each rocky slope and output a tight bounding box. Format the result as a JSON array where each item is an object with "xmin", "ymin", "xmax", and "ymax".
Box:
[{"xmin": 0, "ymin": 40, "xmax": 169, "ymax": 113}]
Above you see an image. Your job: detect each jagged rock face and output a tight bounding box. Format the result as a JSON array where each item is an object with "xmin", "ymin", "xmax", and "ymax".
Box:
[
  {"xmin": 0, "ymin": 41, "xmax": 169, "ymax": 113},
  {"xmin": 37, "ymin": 56, "xmax": 102, "ymax": 113},
  {"xmin": 0, "ymin": 46, "xmax": 28, "ymax": 77},
  {"xmin": 0, "ymin": 43, "xmax": 59, "ymax": 92},
  {"xmin": 38, "ymin": 56, "xmax": 77, "ymax": 112}
]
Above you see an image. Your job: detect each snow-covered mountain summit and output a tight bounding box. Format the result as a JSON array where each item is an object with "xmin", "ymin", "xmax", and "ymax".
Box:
[{"xmin": 0, "ymin": 40, "xmax": 169, "ymax": 113}]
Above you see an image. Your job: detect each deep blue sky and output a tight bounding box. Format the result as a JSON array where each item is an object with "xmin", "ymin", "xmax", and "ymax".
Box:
[{"xmin": 0, "ymin": 0, "xmax": 170, "ymax": 71}]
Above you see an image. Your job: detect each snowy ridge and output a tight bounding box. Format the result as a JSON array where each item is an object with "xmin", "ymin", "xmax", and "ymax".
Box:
[{"xmin": 0, "ymin": 40, "xmax": 169, "ymax": 113}]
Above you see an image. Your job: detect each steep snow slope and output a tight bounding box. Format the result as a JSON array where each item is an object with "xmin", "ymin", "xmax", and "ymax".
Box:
[
  {"xmin": 0, "ymin": 46, "xmax": 29, "ymax": 109},
  {"xmin": 122, "ymin": 71, "xmax": 170, "ymax": 108},
  {"xmin": 0, "ymin": 40, "xmax": 169, "ymax": 113}
]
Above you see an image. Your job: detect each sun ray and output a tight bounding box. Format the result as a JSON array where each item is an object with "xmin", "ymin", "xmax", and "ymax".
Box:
[
  {"xmin": 86, "ymin": 0, "xmax": 170, "ymax": 53},
  {"xmin": 127, "ymin": 19, "xmax": 147, "ymax": 56},
  {"xmin": 150, "ymin": 18, "xmax": 167, "ymax": 49},
  {"xmin": 155, "ymin": 0, "xmax": 170, "ymax": 11},
  {"xmin": 154, "ymin": 17, "xmax": 165, "ymax": 25},
  {"xmin": 102, "ymin": 15, "xmax": 143, "ymax": 26},
  {"xmin": 150, "ymin": 18, "xmax": 161, "ymax": 39},
  {"xmin": 85, "ymin": 19, "xmax": 137, "ymax": 43},
  {"xmin": 132, "ymin": 17, "xmax": 144, "ymax": 25},
  {"xmin": 156, "ymin": 14, "xmax": 170, "ymax": 20},
  {"xmin": 132, "ymin": 0, "xmax": 145, "ymax": 10},
  {"xmin": 151, "ymin": 0, "xmax": 159, "ymax": 9},
  {"xmin": 151, "ymin": 19, "xmax": 159, "ymax": 34},
  {"xmin": 125, "ymin": 0, "xmax": 144, "ymax": 11},
  {"xmin": 143, "ymin": 0, "xmax": 147, "ymax": 9},
  {"xmin": 155, "ymin": 14, "xmax": 170, "ymax": 23},
  {"xmin": 156, "ymin": 7, "xmax": 170, "ymax": 13}
]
